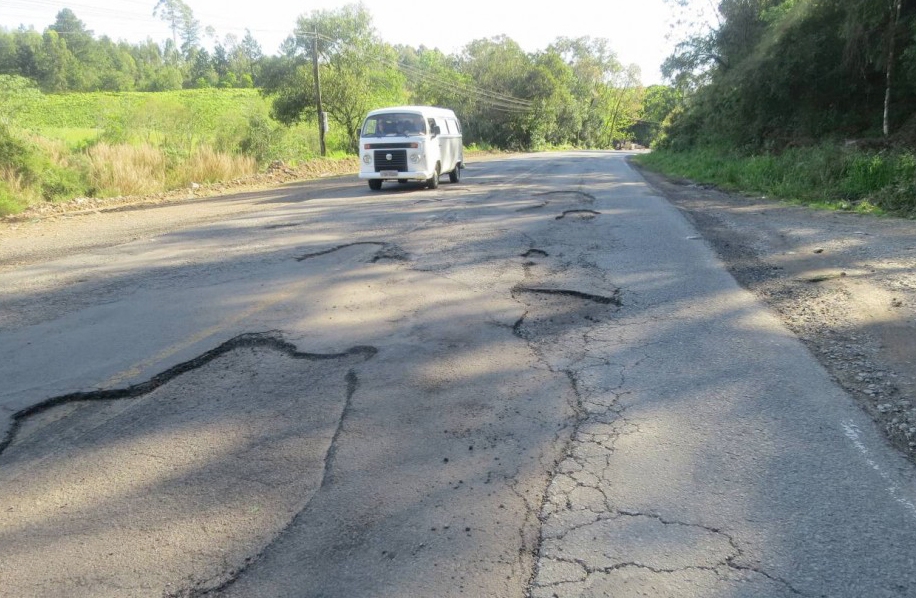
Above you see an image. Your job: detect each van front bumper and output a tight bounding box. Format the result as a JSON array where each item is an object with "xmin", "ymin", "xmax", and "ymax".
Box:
[{"xmin": 359, "ymin": 170, "xmax": 432, "ymax": 181}]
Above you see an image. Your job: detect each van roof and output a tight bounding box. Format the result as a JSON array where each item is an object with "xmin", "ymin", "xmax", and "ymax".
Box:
[{"xmin": 366, "ymin": 105, "xmax": 457, "ymax": 118}]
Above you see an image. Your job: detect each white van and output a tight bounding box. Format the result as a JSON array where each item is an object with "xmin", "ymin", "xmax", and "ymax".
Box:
[{"xmin": 358, "ymin": 106, "xmax": 464, "ymax": 190}]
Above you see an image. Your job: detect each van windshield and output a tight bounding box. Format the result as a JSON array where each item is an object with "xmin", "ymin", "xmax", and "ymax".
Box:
[{"xmin": 363, "ymin": 113, "xmax": 427, "ymax": 137}]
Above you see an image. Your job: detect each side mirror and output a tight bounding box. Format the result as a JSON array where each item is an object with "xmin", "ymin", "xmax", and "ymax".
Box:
[{"xmin": 431, "ymin": 124, "xmax": 441, "ymax": 137}]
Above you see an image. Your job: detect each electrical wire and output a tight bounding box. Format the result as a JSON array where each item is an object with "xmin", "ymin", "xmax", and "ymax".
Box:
[{"xmin": 303, "ymin": 30, "xmax": 532, "ymax": 113}]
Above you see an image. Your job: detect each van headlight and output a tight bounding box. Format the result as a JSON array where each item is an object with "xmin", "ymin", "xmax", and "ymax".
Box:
[
  {"xmin": 410, "ymin": 153, "xmax": 421, "ymax": 164},
  {"xmin": 362, "ymin": 154, "xmax": 372, "ymax": 164}
]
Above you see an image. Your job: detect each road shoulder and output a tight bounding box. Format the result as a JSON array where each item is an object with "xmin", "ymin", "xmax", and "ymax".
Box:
[{"xmin": 633, "ymin": 160, "xmax": 916, "ymax": 464}]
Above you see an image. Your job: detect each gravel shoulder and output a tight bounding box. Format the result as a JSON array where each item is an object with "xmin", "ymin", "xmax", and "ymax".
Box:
[{"xmin": 634, "ymin": 161, "xmax": 916, "ymax": 463}]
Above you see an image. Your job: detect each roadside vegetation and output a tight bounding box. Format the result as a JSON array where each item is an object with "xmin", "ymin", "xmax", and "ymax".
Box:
[
  {"xmin": 637, "ymin": 0, "xmax": 916, "ymax": 218},
  {"xmin": 637, "ymin": 145, "xmax": 916, "ymax": 215},
  {"xmin": 0, "ymin": 2, "xmax": 676, "ymax": 216}
]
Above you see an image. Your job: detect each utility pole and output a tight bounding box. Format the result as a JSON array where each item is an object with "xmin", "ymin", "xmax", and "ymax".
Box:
[{"xmin": 312, "ymin": 30, "xmax": 326, "ymax": 156}]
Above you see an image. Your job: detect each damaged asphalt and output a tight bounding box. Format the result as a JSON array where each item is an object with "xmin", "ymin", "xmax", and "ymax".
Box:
[{"xmin": 1, "ymin": 151, "xmax": 916, "ymax": 597}]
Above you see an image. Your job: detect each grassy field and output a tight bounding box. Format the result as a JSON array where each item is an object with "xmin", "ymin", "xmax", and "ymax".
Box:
[
  {"xmin": 1, "ymin": 88, "xmax": 349, "ymax": 216},
  {"xmin": 15, "ymin": 89, "xmax": 266, "ymax": 132},
  {"xmin": 634, "ymin": 146, "xmax": 916, "ymax": 217}
]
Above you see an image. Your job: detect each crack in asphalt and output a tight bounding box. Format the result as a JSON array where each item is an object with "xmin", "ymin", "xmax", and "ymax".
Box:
[
  {"xmin": 321, "ymin": 369, "xmax": 359, "ymax": 489},
  {"xmin": 511, "ymin": 244, "xmax": 807, "ymax": 596},
  {"xmin": 295, "ymin": 242, "xmax": 408, "ymax": 263},
  {"xmin": 178, "ymin": 369, "xmax": 367, "ymax": 598},
  {"xmin": 521, "ymin": 249, "xmax": 549, "ymax": 258},
  {"xmin": 511, "ymin": 281, "xmax": 610, "ymax": 595},
  {"xmin": 534, "ymin": 397, "xmax": 744, "ymax": 590},
  {"xmin": 0, "ymin": 332, "xmax": 377, "ymax": 459},
  {"xmin": 535, "ymin": 484, "xmax": 813, "ymax": 596}
]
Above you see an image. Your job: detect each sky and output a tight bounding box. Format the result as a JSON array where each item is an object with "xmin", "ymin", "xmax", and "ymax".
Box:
[{"xmin": 3, "ymin": 0, "xmax": 694, "ymax": 85}]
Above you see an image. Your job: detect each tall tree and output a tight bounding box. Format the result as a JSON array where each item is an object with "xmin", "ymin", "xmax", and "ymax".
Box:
[
  {"xmin": 883, "ymin": 0, "xmax": 903, "ymax": 136},
  {"xmin": 153, "ymin": 0, "xmax": 198, "ymax": 56}
]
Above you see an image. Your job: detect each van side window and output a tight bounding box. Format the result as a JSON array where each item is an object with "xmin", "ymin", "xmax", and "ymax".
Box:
[
  {"xmin": 446, "ymin": 119, "xmax": 459, "ymax": 135},
  {"xmin": 434, "ymin": 118, "xmax": 448, "ymax": 134},
  {"xmin": 427, "ymin": 118, "xmax": 436, "ymax": 133}
]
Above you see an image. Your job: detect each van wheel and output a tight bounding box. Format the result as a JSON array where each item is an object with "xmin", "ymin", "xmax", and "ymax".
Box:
[
  {"xmin": 427, "ymin": 165, "xmax": 440, "ymax": 189},
  {"xmin": 368, "ymin": 179, "xmax": 383, "ymax": 190},
  {"xmin": 448, "ymin": 162, "xmax": 461, "ymax": 183}
]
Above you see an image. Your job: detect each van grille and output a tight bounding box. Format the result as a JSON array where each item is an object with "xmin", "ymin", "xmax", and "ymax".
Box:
[
  {"xmin": 374, "ymin": 149, "xmax": 407, "ymax": 172},
  {"xmin": 366, "ymin": 143, "xmax": 414, "ymax": 149}
]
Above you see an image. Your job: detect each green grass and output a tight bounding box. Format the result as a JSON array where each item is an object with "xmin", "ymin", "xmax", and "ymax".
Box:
[
  {"xmin": 37, "ymin": 127, "xmax": 101, "ymax": 149},
  {"xmin": 634, "ymin": 145, "xmax": 916, "ymax": 217},
  {"xmin": 0, "ymin": 88, "xmax": 368, "ymax": 216},
  {"xmin": 14, "ymin": 88, "xmax": 265, "ymax": 129}
]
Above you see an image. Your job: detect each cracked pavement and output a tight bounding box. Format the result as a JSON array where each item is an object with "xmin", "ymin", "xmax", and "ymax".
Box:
[{"xmin": 1, "ymin": 152, "xmax": 916, "ymax": 596}]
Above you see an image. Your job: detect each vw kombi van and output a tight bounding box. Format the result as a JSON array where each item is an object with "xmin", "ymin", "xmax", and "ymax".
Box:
[{"xmin": 358, "ymin": 106, "xmax": 463, "ymax": 190}]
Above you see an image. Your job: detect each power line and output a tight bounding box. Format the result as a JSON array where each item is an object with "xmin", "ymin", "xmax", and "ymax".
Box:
[{"xmin": 303, "ymin": 30, "xmax": 532, "ymax": 113}]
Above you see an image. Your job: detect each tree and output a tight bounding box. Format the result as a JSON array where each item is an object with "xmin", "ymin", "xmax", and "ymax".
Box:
[
  {"xmin": 631, "ymin": 85, "xmax": 680, "ymax": 147},
  {"xmin": 658, "ymin": 0, "xmax": 916, "ymax": 150},
  {"xmin": 883, "ymin": 0, "xmax": 903, "ymax": 136},
  {"xmin": 457, "ymin": 36, "xmax": 534, "ymax": 149},
  {"xmin": 262, "ymin": 3, "xmax": 406, "ymax": 151},
  {"xmin": 48, "ymin": 9, "xmax": 94, "ymax": 60},
  {"xmin": 153, "ymin": 0, "xmax": 199, "ymax": 57}
]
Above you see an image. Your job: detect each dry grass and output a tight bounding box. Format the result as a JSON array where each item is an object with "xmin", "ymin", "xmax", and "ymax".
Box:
[
  {"xmin": 173, "ymin": 146, "xmax": 257, "ymax": 186},
  {"xmin": 87, "ymin": 143, "xmax": 167, "ymax": 197},
  {"xmin": 0, "ymin": 166, "xmax": 31, "ymax": 197}
]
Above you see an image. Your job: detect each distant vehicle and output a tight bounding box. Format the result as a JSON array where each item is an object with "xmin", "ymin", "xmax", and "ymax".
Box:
[{"xmin": 358, "ymin": 106, "xmax": 464, "ymax": 190}]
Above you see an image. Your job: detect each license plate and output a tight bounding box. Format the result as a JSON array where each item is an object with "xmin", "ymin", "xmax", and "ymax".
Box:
[{"xmin": 380, "ymin": 170, "xmax": 399, "ymax": 177}]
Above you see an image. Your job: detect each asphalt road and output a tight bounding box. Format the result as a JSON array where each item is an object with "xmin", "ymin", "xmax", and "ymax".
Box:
[{"xmin": 1, "ymin": 152, "xmax": 915, "ymax": 597}]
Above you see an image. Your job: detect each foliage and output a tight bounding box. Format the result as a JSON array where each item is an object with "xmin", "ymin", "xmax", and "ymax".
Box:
[
  {"xmin": 660, "ymin": 0, "xmax": 916, "ymax": 151},
  {"xmin": 2, "ymin": 4, "xmax": 678, "ymax": 154},
  {"xmin": 0, "ymin": 10, "xmax": 261, "ymax": 91},
  {"xmin": 0, "ymin": 122, "xmax": 88, "ymax": 209},
  {"xmin": 635, "ymin": 145, "xmax": 916, "ymax": 216}
]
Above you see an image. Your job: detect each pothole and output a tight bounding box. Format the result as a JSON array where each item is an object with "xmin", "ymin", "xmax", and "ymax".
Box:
[
  {"xmin": 556, "ymin": 210, "xmax": 601, "ymax": 221},
  {"xmin": 516, "ymin": 202, "xmax": 549, "ymax": 212},
  {"xmin": 799, "ymin": 271, "xmax": 847, "ymax": 283},
  {"xmin": 514, "ymin": 286, "xmax": 621, "ymax": 306},
  {"xmin": 296, "ymin": 242, "xmax": 408, "ymax": 263},
  {"xmin": 370, "ymin": 244, "xmax": 410, "ymax": 262},
  {"xmin": 537, "ymin": 190, "xmax": 597, "ymax": 203},
  {"xmin": 511, "ymin": 286, "xmax": 621, "ymax": 340}
]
